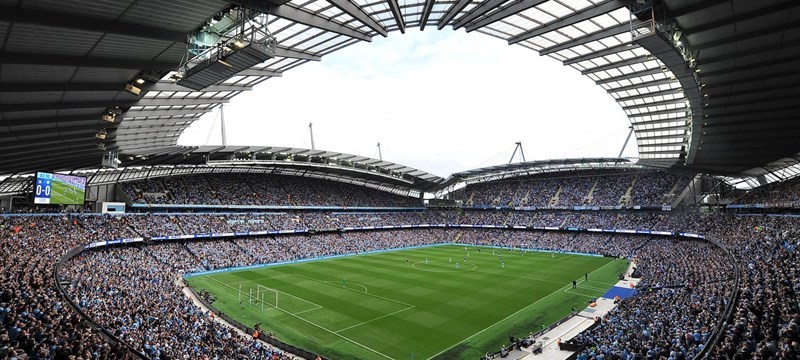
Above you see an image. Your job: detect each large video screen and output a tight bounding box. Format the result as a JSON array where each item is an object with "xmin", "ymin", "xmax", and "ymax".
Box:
[{"xmin": 34, "ymin": 172, "xmax": 87, "ymax": 205}]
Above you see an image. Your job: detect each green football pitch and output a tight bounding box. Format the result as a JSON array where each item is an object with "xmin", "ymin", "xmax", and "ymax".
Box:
[
  {"xmin": 50, "ymin": 179, "xmax": 84, "ymax": 205},
  {"xmin": 186, "ymin": 244, "xmax": 629, "ymax": 360}
]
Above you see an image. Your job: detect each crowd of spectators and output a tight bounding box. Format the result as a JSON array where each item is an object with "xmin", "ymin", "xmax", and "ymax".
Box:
[
  {"xmin": 736, "ymin": 176, "xmax": 800, "ymax": 207},
  {"xmin": 628, "ymin": 172, "xmax": 690, "ymax": 206},
  {"xmin": 61, "ymin": 245, "xmax": 292, "ymax": 360},
  {"xmin": 4, "ymin": 206, "xmax": 800, "ymax": 359},
  {"xmin": 0, "ymin": 215, "xmax": 134, "ymax": 359},
  {"xmin": 464, "ymin": 169, "xmax": 691, "ymax": 208},
  {"xmin": 120, "ymin": 174, "xmax": 422, "ymax": 208}
]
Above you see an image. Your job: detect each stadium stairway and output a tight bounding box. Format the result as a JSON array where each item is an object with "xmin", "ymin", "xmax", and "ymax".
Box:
[
  {"xmin": 620, "ymin": 176, "xmax": 636, "ymax": 206},
  {"xmin": 584, "ymin": 178, "xmax": 598, "ymax": 205},
  {"xmin": 549, "ymin": 185, "xmax": 562, "ymax": 207}
]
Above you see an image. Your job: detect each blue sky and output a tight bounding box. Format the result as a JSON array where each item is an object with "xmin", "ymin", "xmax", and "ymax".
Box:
[{"xmin": 179, "ymin": 30, "xmax": 635, "ymax": 177}]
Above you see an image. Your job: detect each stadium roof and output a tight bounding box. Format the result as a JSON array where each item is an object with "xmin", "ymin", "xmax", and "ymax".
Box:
[
  {"xmin": 1, "ymin": 0, "xmax": 799, "ymax": 187},
  {"xmin": 441, "ymin": 157, "xmax": 639, "ymax": 187},
  {"xmin": 0, "ymin": 145, "xmax": 444, "ymax": 195}
]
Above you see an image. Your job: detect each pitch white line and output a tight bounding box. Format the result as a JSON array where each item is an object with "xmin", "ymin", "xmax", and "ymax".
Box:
[
  {"xmin": 428, "ymin": 258, "xmax": 625, "ymax": 359},
  {"xmin": 426, "ymin": 281, "xmax": 576, "ymax": 360},
  {"xmin": 292, "ymin": 306, "xmax": 323, "ymax": 315},
  {"xmin": 292, "ymin": 273, "xmax": 415, "ymax": 308},
  {"xmin": 564, "ymin": 288, "xmax": 601, "ymax": 297},
  {"xmin": 334, "ymin": 305, "xmax": 415, "ymax": 334},
  {"xmin": 322, "ymin": 280, "xmax": 369, "ymax": 294},
  {"xmin": 226, "ymin": 273, "xmax": 295, "ymax": 285},
  {"xmin": 205, "ymin": 276, "xmax": 397, "ymax": 360}
]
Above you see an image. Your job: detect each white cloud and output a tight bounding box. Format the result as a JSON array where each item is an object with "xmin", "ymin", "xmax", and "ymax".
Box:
[{"xmin": 179, "ymin": 29, "xmax": 634, "ymax": 178}]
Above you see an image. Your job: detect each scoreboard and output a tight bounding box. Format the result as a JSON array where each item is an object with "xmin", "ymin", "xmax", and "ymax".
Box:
[{"xmin": 34, "ymin": 172, "xmax": 86, "ymax": 205}]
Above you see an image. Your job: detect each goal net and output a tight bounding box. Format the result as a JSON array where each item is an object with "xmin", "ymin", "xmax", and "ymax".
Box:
[{"xmin": 239, "ymin": 284, "xmax": 278, "ymax": 312}]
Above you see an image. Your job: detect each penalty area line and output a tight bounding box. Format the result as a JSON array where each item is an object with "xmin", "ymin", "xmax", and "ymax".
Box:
[
  {"xmin": 333, "ymin": 305, "xmax": 415, "ymax": 334},
  {"xmin": 204, "ymin": 276, "xmax": 397, "ymax": 360}
]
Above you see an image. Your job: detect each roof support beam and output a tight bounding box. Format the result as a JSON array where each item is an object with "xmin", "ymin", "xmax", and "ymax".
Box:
[
  {"xmin": 596, "ymin": 67, "xmax": 665, "ymax": 85},
  {"xmin": 453, "ymin": 0, "xmax": 506, "ymax": 30},
  {"xmin": 630, "ymin": 117, "xmax": 689, "ymax": 127},
  {"xmin": 636, "ymin": 134, "xmax": 687, "ymax": 141},
  {"xmin": 0, "ymin": 52, "xmax": 177, "ymax": 71},
  {"xmin": 115, "ymin": 124, "xmax": 189, "ymax": 135},
  {"xmin": 116, "ymin": 141, "xmax": 179, "ymax": 151},
  {"xmin": 419, "ymin": 0, "xmax": 436, "ymax": 31},
  {"xmin": 637, "ymin": 149, "xmax": 683, "ymax": 155},
  {"xmin": 700, "ymin": 56, "xmax": 800, "ymax": 78},
  {"xmin": 235, "ymin": 68, "xmax": 283, "ymax": 77},
  {"xmin": 326, "ymin": 0, "xmax": 388, "ymax": 36},
  {"xmin": 0, "ymin": 136, "xmax": 94, "ymax": 152},
  {"xmin": 614, "ymin": 88, "xmax": 683, "ymax": 102},
  {"xmin": 466, "ymin": 0, "xmax": 550, "ymax": 31},
  {"xmin": 704, "ymin": 81, "xmax": 800, "ymax": 99},
  {"xmin": 0, "ymin": 125, "xmax": 99, "ymax": 141},
  {"xmin": 2, "ymin": 98, "xmax": 221, "ymax": 113},
  {"xmin": 563, "ymin": 42, "xmax": 638, "ymax": 65},
  {"xmin": 120, "ymin": 142, "xmax": 182, "ymax": 153},
  {"xmin": 702, "ymin": 70, "xmax": 799, "ymax": 90},
  {"xmin": 0, "ymin": 149, "xmax": 101, "ymax": 167},
  {"xmin": 536, "ymin": 20, "xmax": 646, "ymax": 54},
  {"xmin": 684, "ymin": 1, "xmax": 800, "ymax": 35},
  {"xmin": 0, "ymin": 5, "xmax": 186, "ymax": 43},
  {"xmin": 0, "ymin": 82, "xmax": 126, "ymax": 93},
  {"xmin": 437, "ymin": 0, "xmax": 471, "ymax": 30},
  {"xmin": 508, "ymin": 0, "xmax": 627, "ymax": 44},
  {"xmin": 0, "ymin": 157, "xmax": 101, "ymax": 174},
  {"xmin": 119, "ymin": 117, "xmax": 201, "ymax": 128},
  {"xmin": 1, "ymin": 114, "xmax": 99, "ymax": 128},
  {"xmin": 0, "ymin": 143, "xmax": 98, "ymax": 159},
  {"xmin": 148, "ymin": 83, "xmax": 251, "ymax": 92},
  {"xmin": 115, "ymin": 132, "xmax": 186, "ymax": 143},
  {"xmin": 629, "ymin": 107, "xmax": 689, "ymax": 118},
  {"xmin": 136, "ymin": 98, "xmax": 229, "ymax": 106},
  {"xmin": 387, "ymin": 0, "xmax": 406, "ymax": 33},
  {"xmin": 581, "ymin": 55, "xmax": 651, "ymax": 74},
  {"xmin": 122, "ymin": 108, "xmax": 214, "ymax": 118},
  {"xmin": 2, "ymin": 101, "xmax": 137, "ymax": 113},
  {"xmin": 115, "ymin": 141, "xmax": 180, "ymax": 152},
  {"xmin": 607, "ymin": 77, "xmax": 676, "ymax": 93},
  {"xmin": 622, "ymin": 97, "xmax": 687, "ymax": 111},
  {"xmin": 667, "ymin": 0, "xmax": 729, "ymax": 18},
  {"xmin": 704, "ymin": 104, "xmax": 800, "ymax": 119},
  {"xmin": 632, "ymin": 124, "xmax": 688, "ymax": 132},
  {"xmin": 266, "ymin": 4, "xmax": 372, "ymax": 42},
  {"xmin": 693, "ymin": 21, "xmax": 800, "ymax": 50},
  {"xmin": 702, "ymin": 122, "xmax": 800, "ymax": 136},
  {"xmin": 275, "ymin": 46, "xmax": 323, "ymax": 61},
  {"xmin": 637, "ymin": 141, "xmax": 685, "ymax": 148},
  {"xmin": 703, "ymin": 114, "xmax": 798, "ymax": 129},
  {"xmin": 699, "ymin": 37, "xmax": 800, "ymax": 65}
]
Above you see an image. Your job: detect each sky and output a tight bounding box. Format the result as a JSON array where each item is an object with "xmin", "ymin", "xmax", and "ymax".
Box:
[{"xmin": 178, "ymin": 29, "xmax": 636, "ymax": 178}]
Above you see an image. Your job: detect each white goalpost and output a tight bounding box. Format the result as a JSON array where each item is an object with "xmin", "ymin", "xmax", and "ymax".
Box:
[{"xmin": 242, "ymin": 285, "xmax": 278, "ymax": 312}]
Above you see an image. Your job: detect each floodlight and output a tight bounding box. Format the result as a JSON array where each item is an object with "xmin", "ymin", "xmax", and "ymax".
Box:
[
  {"xmin": 125, "ymin": 83, "xmax": 141, "ymax": 95},
  {"xmin": 102, "ymin": 112, "xmax": 116, "ymax": 123}
]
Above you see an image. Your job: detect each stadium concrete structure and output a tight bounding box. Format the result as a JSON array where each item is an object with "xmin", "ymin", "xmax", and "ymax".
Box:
[{"xmin": 2, "ymin": 1, "xmax": 800, "ymax": 360}]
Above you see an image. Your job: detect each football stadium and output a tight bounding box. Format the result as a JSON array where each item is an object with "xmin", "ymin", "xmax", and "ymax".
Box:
[{"xmin": 1, "ymin": 1, "xmax": 799, "ymax": 360}]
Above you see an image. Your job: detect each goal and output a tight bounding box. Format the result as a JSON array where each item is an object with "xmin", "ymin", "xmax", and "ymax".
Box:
[{"xmin": 238, "ymin": 284, "xmax": 279, "ymax": 312}]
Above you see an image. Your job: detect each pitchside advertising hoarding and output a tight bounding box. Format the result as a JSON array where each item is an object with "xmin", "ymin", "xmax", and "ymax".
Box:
[{"xmin": 33, "ymin": 172, "xmax": 87, "ymax": 205}]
